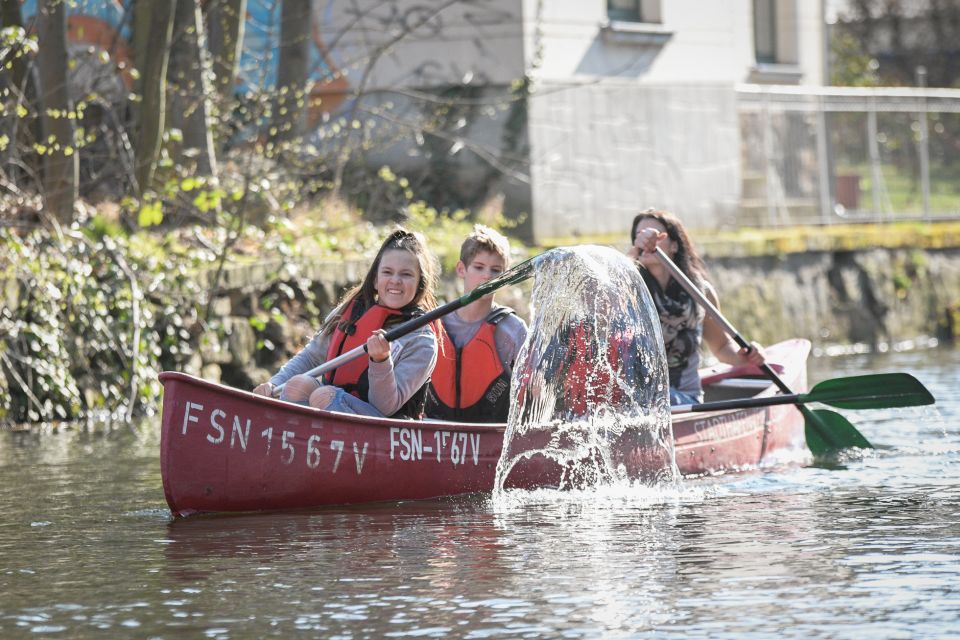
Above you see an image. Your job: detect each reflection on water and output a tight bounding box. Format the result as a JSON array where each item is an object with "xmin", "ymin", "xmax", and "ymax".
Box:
[
  {"xmin": 498, "ymin": 246, "xmax": 676, "ymax": 491},
  {"xmin": 0, "ymin": 347, "xmax": 958, "ymax": 637}
]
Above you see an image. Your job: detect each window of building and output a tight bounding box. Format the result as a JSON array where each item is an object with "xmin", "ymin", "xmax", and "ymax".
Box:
[
  {"xmin": 754, "ymin": 0, "xmax": 777, "ymax": 63},
  {"xmin": 749, "ymin": 0, "xmax": 801, "ymax": 83},
  {"xmin": 607, "ymin": 0, "xmax": 661, "ymax": 24}
]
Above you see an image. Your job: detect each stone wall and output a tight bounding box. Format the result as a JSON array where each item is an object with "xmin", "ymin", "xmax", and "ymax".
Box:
[
  {"xmin": 182, "ymin": 258, "xmax": 371, "ymax": 390},
  {"xmin": 709, "ymin": 247, "xmax": 960, "ymax": 352},
  {"xmin": 197, "ymin": 247, "xmax": 960, "ymax": 390}
]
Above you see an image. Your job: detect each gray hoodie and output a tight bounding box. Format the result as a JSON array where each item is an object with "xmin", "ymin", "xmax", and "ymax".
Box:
[{"xmin": 269, "ymin": 313, "xmax": 438, "ymax": 417}]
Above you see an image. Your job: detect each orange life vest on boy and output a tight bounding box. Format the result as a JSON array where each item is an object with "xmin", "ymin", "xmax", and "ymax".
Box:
[
  {"xmin": 324, "ymin": 301, "xmax": 430, "ymax": 419},
  {"xmin": 425, "ymin": 307, "xmax": 515, "ymax": 423}
]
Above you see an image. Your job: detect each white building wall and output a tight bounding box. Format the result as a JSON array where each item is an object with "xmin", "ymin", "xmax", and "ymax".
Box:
[
  {"xmin": 312, "ymin": 0, "xmax": 826, "ymax": 240},
  {"xmin": 524, "ymin": 0, "xmax": 823, "ymax": 85},
  {"xmin": 527, "ymin": 82, "xmax": 741, "ymax": 241},
  {"xmin": 316, "ymin": 0, "xmax": 526, "ymax": 89},
  {"xmin": 796, "ymin": 1, "xmax": 827, "ymax": 85},
  {"xmin": 520, "ymin": 0, "xmax": 823, "ymax": 241}
]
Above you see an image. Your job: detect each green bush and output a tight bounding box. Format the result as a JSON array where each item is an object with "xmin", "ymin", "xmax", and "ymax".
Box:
[
  {"xmin": 0, "ymin": 221, "xmax": 202, "ymax": 425},
  {"xmin": 0, "ymin": 194, "xmax": 523, "ymax": 426}
]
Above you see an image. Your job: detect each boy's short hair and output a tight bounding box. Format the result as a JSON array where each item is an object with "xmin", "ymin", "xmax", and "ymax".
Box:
[{"xmin": 459, "ymin": 224, "xmax": 511, "ymax": 267}]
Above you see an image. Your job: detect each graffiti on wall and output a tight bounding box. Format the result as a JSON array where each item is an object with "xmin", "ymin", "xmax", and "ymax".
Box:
[
  {"xmin": 16, "ymin": 0, "xmax": 351, "ymax": 123},
  {"xmin": 323, "ymin": 0, "xmax": 517, "ymax": 88},
  {"xmin": 17, "ymin": 0, "xmax": 519, "ymax": 122}
]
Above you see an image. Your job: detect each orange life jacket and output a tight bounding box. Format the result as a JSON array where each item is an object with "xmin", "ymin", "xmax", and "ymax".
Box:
[
  {"xmin": 324, "ymin": 300, "xmax": 430, "ymax": 418},
  {"xmin": 425, "ymin": 307, "xmax": 514, "ymax": 423},
  {"xmin": 562, "ymin": 322, "xmax": 638, "ymax": 417}
]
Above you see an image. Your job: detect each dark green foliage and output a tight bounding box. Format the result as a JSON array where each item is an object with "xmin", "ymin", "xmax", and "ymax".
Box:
[{"xmin": 0, "ymin": 221, "xmax": 203, "ymax": 425}]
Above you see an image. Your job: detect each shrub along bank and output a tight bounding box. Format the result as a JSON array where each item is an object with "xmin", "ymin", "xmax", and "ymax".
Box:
[{"xmin": 2, "ymin": 214, "xmax": 958, "ymax": 428}]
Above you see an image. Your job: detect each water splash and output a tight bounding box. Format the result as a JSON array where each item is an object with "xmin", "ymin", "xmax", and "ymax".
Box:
[{"xmin": 494, "ymin": 246, "xmax": 678, "ymax": 493}]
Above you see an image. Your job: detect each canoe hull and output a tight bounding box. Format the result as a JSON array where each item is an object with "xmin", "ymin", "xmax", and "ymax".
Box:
[
  {"xmin": 161, "ymin": 384, "xmax": 515, "ymax": 515},
  {"xmin": 160, "ymin": 339, "xmax": 810, "ymax": 516}
]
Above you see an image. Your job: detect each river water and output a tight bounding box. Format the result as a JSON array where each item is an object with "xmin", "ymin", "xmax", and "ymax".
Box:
[{"xmin": 1, "ymin": 346, "xmax": 957, "ymax": 638}]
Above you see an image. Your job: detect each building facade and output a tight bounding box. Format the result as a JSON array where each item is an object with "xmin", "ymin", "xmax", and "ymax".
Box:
[
  {"xmin": 18, "ymin": 0, "xmax": 828, "ymax": 241},
  {"xmin": 315, "ymin": 0, "xmax": 827, "ymax": 241}
]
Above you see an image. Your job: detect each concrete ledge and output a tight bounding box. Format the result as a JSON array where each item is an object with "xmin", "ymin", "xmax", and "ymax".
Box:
[
  {"xmin": 697, "ymin": 222, "xmax": 960, "ymax": 258},
  {"xmin": 537, "ymin": 221, "xmax": 960, "ymax": 259}
]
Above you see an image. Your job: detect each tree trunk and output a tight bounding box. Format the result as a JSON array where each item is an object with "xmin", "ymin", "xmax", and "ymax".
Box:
[
  {"xmin": 168, "ymin": 0, "xmax": 217, "ymax": 176},
  {"xmin": 206, "ymin": 0, "xmax": 247, "ymax": 104},
  {"xmin": 0, "ymin": 0, "xmax": 42, "ymax": 190},
  {"xmin": 1, "ymin": 0, "xmax": 28, "ymax": 93},
  {"xmin": 205, "ymin": 0, "xmax": 246, "ymax": 153},
  {"xmin": 36, "ymin": 0, "xmax": 77, "ymax": 223},
  {"xmin": 133, "ymin": 0, "xmax": 176, "ymax": 196},
  {"xmin": 273, "ymin": 0, "xmax": 311, "ymax": 143}
]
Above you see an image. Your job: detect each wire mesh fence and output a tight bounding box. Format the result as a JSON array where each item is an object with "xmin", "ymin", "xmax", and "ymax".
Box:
[{"xmin": 737, "ymin": 85, "xmax": 960, "ymax": 226}]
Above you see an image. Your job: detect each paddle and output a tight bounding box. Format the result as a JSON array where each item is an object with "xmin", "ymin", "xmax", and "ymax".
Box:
[
  {"xmin": 671, "ymin": 372, "xmax": 934, "ymax": 414},
  {"xmin": 273, "ymin": 250, "xmax": 543, "ymax": 395},
  {"xmin": 653, "ymin": 246, "xmax": 874, "ymax": 456}
]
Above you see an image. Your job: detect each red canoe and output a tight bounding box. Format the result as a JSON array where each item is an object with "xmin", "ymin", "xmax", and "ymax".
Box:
[{"xmin": 159, "ymin": 339, "xmax": 810, "ymax": 516}]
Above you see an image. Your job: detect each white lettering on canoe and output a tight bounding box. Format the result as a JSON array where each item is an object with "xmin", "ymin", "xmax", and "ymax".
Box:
[
  {"xmin": 693, "ymin": 411, "xmax": 766, "ymax": 443},
  {"xmin": 430, "ymin": 430, "xmax": 481, "ymax": 465},
  {"xmin": 307, "ymin": 435, "xmax": 322, "ymax": 469},
  {"xmin": 353, "ymin": 442, "xmax": 368, "ymax": 474},
  {"xmin": 181, "ymin": 401, "xmax": 203, "ymax": 435},
  {"xmin": 391, "ymin": 427, "xmax": 423, "ymax": 461},
  {"xmin": 451, "ymin": 432, "xmax": 462, "ymax": 465},
  {"xmin": 178, "ymin": 399, "xmax": 484, "ymax": 470},
  {"xmin": 207, "ymin": 408, "xmax": 225, "ymax": 444},
  {"xmin": 330, "ymin": 440, "xmax": 344, "ymax": 472},
  {"xmin": 435, "ymin": 431, "xmax": 449, "ymax": 462},
  {"xmin": 410, "ymin": 429, "xmax": 422, "ymax": 461},
  {"xmin": 450, "ymin": 432, "xmax": 471, "ymax": 466},
  {"xmin": 231, "ymin": 416, "xmax": 250, "ymax": 451},
  {"xmin": 281, "ymin": 430, "xmax": 295, "ymax": 465}
]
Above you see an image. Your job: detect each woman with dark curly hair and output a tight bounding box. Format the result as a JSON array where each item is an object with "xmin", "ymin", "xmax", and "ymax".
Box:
[{"xmin": 627, "ymin": 209, "xmax": 765, "ymax": 405}]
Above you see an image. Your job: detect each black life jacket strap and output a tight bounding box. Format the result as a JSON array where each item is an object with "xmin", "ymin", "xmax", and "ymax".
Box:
[{"xmin": 485, "ymin": 306, "xmax": 515, "ymax": 326}]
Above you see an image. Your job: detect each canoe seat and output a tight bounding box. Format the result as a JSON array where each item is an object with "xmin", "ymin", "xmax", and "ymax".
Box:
[
  {"xmin": 702, "ymin": 377, "xmax": 773, "ymax": 402},
  {"xmin": 709, "ymin": 378, "xmax": 772, "ymax": 389}
]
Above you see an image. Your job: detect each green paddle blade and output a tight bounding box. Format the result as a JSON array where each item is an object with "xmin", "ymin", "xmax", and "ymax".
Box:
[
  {"xmin": 805, "ymin": 373, "xmax": 935, "ymax": 410},
  {"xmin": 803, "ymin": 407, "xmax": 873, "ymax": 457}
]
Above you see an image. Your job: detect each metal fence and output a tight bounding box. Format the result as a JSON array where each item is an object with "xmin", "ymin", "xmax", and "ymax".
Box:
[{"xmin": 737, "ymin": 84, "xmax": 960, "ymax": 226}]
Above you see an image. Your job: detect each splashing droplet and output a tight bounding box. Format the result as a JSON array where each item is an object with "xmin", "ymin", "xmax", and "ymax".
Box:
[{"xmin": 495, "ymin": 246, "xmax": 677, "ymax": 492}]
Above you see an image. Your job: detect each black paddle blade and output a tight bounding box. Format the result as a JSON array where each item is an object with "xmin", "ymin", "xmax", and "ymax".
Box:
[
  {"xmin": 807, "ymin": 373, "xmax": 935, "ymax": 410},
  {"xmin": 803, "ymin": 407, "xmax": 873, "ymax": 457}
]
